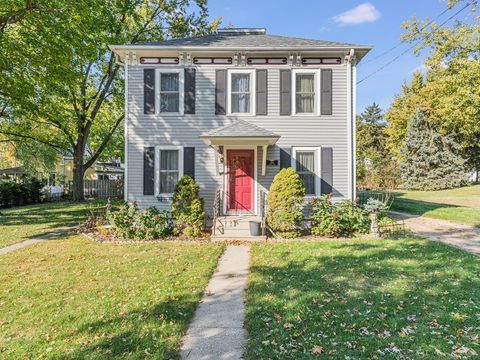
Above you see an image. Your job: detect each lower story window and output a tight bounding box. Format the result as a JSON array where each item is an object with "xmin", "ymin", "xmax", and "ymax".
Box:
[
  {"xmin": 292, "ymin": 147, "xmax": 319, "ymax": 196},
  {"xmin": 159, "ymin": 149, "xmax": 179, "ymax": 194}
]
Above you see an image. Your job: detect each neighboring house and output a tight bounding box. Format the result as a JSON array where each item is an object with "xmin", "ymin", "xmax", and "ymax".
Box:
[{"xmin": 111, "ymin": 28, "xmax": 371, "ymax": 236}]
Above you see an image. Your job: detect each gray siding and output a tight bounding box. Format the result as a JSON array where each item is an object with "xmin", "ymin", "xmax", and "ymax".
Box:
[{"xmin": 126, "ymin": 64, "xmax": 350, "ymax": 215}]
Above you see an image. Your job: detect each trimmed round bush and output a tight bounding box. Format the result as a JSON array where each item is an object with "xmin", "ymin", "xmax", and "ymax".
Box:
[
  {"xmin": 266, "ymin": 167, "xmax": 305, "ymax": 238},
  {"xmin": 171, "ymin": 175, "xmax": 205, "ymax": 238}
]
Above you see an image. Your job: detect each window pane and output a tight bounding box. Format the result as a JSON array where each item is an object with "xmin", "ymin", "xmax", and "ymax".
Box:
[
  {"xmin": 161, "ymin": 73, "xmax": 179, "ymax": 91},
  {"xmin": 231, "ymin": 94, "xmax": 250, "ymax": 113},
  {"xmin": 296, "ymin": 74, "xmax": 314, "ymax": 92},
  {"xmin": 159, "ymin": 171, "xmax": 178, "ymax": 193},
  {"xmin": 300, "ymin": 173, "xmax": 315, "ymax": 195},
  {"xmin": 296, "ymin": 151, "xmax": 315, "ymax": 172},
  {"xmin": 296, "ymin": 74, "xmax": 315, "ymax": 113},
  {"xmin": 160, "ymin": 93, "xmax": 179, "ymax": 112},
  {"xmin": 160, "ymin": 150, "xmax": 178, "ymax": 170},
  {"xmin": 232, "ymin": 74, "xmax": 250, "ymax": 92},
  {"xmin": 296, "ymin": 94, "xmax": 314, "ymax": 113}
]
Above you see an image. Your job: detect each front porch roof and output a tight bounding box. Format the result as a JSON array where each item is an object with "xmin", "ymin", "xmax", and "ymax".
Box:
[
  {"xmin": 200, "ymin": 120, "xmax": 280, "ymax": 176},
  {"xmin": 199, "ymin": 119, "xmax": 280, "ymax": 146}
]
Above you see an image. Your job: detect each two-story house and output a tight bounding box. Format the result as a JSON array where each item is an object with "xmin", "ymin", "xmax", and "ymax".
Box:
[{"xmin": 111, "ymin": 28, "xmax": 371, "ymax": 238}]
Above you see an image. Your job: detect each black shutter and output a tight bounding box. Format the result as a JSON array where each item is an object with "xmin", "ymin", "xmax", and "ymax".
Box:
[
  {"xmin": 279, "ymin": 147, "xmax": 291, "ymax": 169},
  {"xmin": 256, "ymin": 69, "xmax": 267, "ymax": 115},
  {"xmin": 143, "ymin": 147, "xmax": 155, "ymax": 195},
  {"xmin": 280, "ymin": 69, "xmax": 291, "ymax": 115},
  {"xmin": 215, "ymin": 69, "xmax": 227, "ymax": 115},
  {"xmin": 183, "ymin": 147, "xmax": 195, "ymax": 179},
  {"xmin": 144, "ymin": 69, "xmax": 155, "ymax": 114},
  {"xmin": 184, "ymin": 68, "xmax": 196, "ymax": 114},
  {"xmin": 321, "ymin": 69, "xmax": 333, "ymax": 115},
  {"xmin": 321, "ymin": 147, "xmax": 333, "ymax": 194}
]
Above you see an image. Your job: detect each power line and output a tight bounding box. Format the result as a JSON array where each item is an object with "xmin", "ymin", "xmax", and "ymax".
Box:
[
  {"xmin": 357, "ymin": 1, "xmax": 474, "ymax": 85},
  {"xmin": 359, "ymin": 5, "xmax": 452, "ymax": 67}
]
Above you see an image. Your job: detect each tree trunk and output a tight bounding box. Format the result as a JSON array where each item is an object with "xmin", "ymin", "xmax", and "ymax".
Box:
[{"xmin": 72, "ymin": 147, "xmax": 85, "ymax": 201}]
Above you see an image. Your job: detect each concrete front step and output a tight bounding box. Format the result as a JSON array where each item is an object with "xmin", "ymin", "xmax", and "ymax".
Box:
[
  {"xmin": 216, "ymin": 216, "xmax": 262, "ymax": 230},
  {"xmin": 211, "ymin": 235, "xmax": 267, "ymax": 241}
]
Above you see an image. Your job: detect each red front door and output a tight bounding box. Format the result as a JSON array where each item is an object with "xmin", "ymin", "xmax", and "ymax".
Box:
[{"xmin": 227, "ymin": 150, "xmax": 254, "ymax": 212}]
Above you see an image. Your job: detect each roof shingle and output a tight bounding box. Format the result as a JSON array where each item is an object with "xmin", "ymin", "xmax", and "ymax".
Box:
[
  {"xmin": 133, "ymin": 29, "xmax": 369, "ymax": 49},
  {"xmin": 201, "ymin": 119, "xmax": 279, "ymax": 138}
]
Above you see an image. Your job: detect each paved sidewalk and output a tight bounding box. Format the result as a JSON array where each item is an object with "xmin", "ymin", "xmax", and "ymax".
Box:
[
  {"xmin": 389, "ymin": 211, "xmax": 480, "ymax": 255},
  {"xmin": 180, "ymin": 245, "xmax": 250, "ymax": 360},
  {"xmin": 0, "ymin": 226, "xmax": 76, "ymax": 255}
]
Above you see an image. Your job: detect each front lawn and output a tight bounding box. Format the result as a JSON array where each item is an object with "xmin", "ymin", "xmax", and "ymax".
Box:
[
  {"xmin": 0, "ymin": 236, "xmax": 224, "ymax": 359},
  {"xmin": 246, "ymin": 238, "xmax": 480, "ymax": 359},
  {"xmin": 360, "ymin": 185, "xmax": 480, "ymax": 227},
  {"xmin": 0, "ymin": 199, "xmax": 110, "ymax": 248}
]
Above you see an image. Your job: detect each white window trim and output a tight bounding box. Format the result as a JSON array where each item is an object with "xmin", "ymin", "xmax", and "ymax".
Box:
[
  {"xmin": 227, "ymin": 69, "xmax": 256, "ymax": 116},
  {"xmin": 155, "ymin": 69, "xmax": 184, "ymax": 115},
  {"xmin": 154, "ymin": 145, "xmax": 184, "ymax": 197},
  {"xmin": 292, "ymin": 68, "xmax": 321, "ymax": 116},
  {"xmin": 291, "ymin": 146, "xmax": 321, "ymax": 196}
]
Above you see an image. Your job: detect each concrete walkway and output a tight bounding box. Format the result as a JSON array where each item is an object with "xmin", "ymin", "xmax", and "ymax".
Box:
[
  {"xmin": 0, "ymin": 226, "xmax": 76, "ymax": 256},
  {"xmin": 181, "ymin": 245, "xmax": 250, "ymax": 360},
  {"xmin": 389, "ymin": 211, "xmax": 480, "ymax": 255}
]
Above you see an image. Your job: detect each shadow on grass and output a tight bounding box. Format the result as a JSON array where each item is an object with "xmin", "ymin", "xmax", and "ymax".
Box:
[
  {"xmin": 245, "ymin": 240, "xmax": 480, "ymax": 359},
  {"xmin": 64, "ymin": 295, "xmax": 198, "ymax": 359}
]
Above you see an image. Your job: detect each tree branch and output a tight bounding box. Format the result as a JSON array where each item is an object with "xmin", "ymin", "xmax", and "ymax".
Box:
[
  {"xmin": 0, "ymin": 130, "xmax": 63, "ymax": 149},
  {"xmin": 83, "ymin": 113, "xmax": 124, "ymax": 169}
]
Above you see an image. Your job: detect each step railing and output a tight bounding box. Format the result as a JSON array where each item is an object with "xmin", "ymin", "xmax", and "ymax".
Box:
[{"xmin": 212, "ymin": 189, "xmax": 223, "ymax": 235}]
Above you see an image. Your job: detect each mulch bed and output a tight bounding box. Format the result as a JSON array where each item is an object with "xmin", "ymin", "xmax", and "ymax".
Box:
[{"xmin": 80, "ymin": 227, "xmax": 212, "ymax": 244}]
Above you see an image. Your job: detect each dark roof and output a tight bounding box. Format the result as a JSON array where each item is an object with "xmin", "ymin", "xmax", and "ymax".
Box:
[
  {"xmin": 201, "ymin": 119, "xmax": 279, "ymax": 138},
  {"xmin": 133, "ymin": 28, "xmax": 370, "ymax": 49}
]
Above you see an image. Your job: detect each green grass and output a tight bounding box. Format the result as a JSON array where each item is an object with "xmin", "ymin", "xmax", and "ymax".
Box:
[
  {"xmin": 246, "ymin": 238, "xmax": 480, "ymax": 359},
  {"xmin": 0, "ymin": 200, "xmax": 112, "ymax": 248},
  {"xmin": 0, "ymin": 236, "xmax": 224, "ymax": 359},
  {"xmin": 360, "ymin": 185, "xmax": 480, "ymax": 227}
]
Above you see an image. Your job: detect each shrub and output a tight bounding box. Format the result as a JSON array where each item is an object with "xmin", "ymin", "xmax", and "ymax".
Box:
[
  {"xmin": 171, "ymin": 176, "xmax": 205, "ymax": 238},
  {"xmin": 108, "ymin": 202, "xmax": 173, "ymax": 240},
  {"xmin": 267, "ymin": 168, "xmax": 305, "ymax": 238},
  {"xmin": 310, "ymin": 195, "xmax": 370, "ymax": 237},
  {"xmin": 0, "ymin": 177, "xmax": 43, "ymax": 207}
]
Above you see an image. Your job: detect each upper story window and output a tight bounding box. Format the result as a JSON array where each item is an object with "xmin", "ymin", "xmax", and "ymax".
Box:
[
  {"xmin": 292, "ymin": 69, "xmax": 320, "ymax": 116},
  {"xmin": 295, "ymin": 74, "xmax": 315, "ymax": 113},
  {"xmin": 156, "ymin": 70, "xmax": 184, "ymax": 115},
  {"xmin": 228, "ymin": 70, "xmax": 255, "ymax": 115}
]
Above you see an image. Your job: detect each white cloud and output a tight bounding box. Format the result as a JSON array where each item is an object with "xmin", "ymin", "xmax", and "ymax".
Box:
[{"xmin": 333, "ymin": 2, "xmax": 381, "ymax": 26}]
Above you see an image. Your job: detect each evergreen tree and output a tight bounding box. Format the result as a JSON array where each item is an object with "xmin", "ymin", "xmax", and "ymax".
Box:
[
  {"xmin": 357, "ymin": 103, "xmax": 399, "ymax": 188},
  {"xmin": 400, "ymin": 110, "xmax": 467, "ymax": 190}
]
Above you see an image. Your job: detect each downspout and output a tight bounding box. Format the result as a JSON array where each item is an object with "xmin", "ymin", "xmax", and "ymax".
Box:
[
  {"xmin": 346, "ymin": 49, "xmax": 356, "ymax": 201},
  {"xmin": 115, "ymin": 51, "xmax": 129, "ymax": 202}
]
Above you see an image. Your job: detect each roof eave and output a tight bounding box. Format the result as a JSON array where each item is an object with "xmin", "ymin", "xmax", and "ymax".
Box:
[{"xmin": 109, "ymin": 45, "xmax": 373, "ymax": 52}]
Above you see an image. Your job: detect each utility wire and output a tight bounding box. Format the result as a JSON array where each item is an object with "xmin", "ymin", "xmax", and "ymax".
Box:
[
  {"xmin": 357, "ymin": 1, "xmax": 474, "ymax": 85},
  {"xmin": 359, "ymin": 5, "xmax": 452, "ymax": 67}
]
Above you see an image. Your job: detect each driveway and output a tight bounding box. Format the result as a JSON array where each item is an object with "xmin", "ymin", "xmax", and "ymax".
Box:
[{"xmin": 389, "ymin": 211, "xmax": 480, "ymax": 255}]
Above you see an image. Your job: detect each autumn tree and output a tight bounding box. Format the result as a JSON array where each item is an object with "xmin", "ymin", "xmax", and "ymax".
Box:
[
  {"xmin": 385, "ymin": 72, "xmax": 426, "ymax": 158},
  {"xmin": 400, "ymin": 1, "xmax": 480, "ymax": 177},
  {"xmin": 0, "ymin": 0, "xmax": 219, "ymax": 200}
]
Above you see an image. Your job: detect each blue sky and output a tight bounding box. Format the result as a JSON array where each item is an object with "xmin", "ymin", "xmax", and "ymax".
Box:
[{"xmin": 206, "ymin": 0, "xmax": 461, "ymax": 114}]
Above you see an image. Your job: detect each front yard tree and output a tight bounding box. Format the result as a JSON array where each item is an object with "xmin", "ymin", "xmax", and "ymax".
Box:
[
  {"xmin": 400, "ymin": 110, "xmax": 467, "ymax": 190},
  {"xmin": 356, "ymin": 102, "xmax": 393, "ymax": 188},
  {"xmin": 401, "ymin": 5, "xmax": 480, "ymax": 179},
  {"xmin": 0, "ymin": 0, "xmax": 218, "ymax": 200}
]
